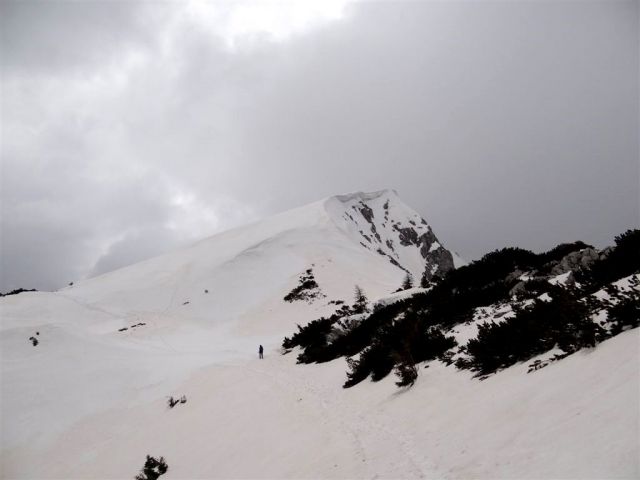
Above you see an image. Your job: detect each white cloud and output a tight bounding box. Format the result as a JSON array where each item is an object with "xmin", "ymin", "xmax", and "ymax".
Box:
[{"xmin": 183, "ymin": 0, "xmax": 349, "ymax": 48}]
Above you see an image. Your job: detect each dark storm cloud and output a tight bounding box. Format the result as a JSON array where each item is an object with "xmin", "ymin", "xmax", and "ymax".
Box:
[
  {"xmin": 230, "ymin": 1, "xmax": 639, "ymax": 250},
  {"xmin": 1, "ymin": 1, "xmax": 637, "ymax": 292}
]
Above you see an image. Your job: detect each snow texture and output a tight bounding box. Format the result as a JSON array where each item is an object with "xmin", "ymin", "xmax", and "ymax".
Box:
[{"xmin": 1, "ymin": 191, "xmax": 637, "ymax": 479}]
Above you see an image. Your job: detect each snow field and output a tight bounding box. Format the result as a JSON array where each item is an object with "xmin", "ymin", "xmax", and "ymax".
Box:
[{"xmin": 1, "ymin": 191, "xmax": 637, "ymax": 478}]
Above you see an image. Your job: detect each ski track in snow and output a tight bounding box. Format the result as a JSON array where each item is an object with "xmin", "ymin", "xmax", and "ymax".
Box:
[
  {"xmin": 246, "ymin": 357, "xmax": 438, "ymax": 479},
  {"xmin": 245, "ymin": 362, "xmax": 371, "ymax": 472}
]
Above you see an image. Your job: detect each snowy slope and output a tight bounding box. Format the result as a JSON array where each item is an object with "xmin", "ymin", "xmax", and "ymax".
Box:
[
  {"xmin": 57, "ymin": 189, "xmax": 451, "ymax": 323},
  {"xmin": 2, "ymin": 326, "xmax": 637, "ymax": 479},
  {"xmin": 1, "ymin": 190, "xmax": 637, "ymax": 479},
  {"xmin": 0, "ymin": 190, "xmax": 456, "ymax": 469},
  {"xmin": 2, "ymin": 189, "xmax": 453, "ymax": 341}
]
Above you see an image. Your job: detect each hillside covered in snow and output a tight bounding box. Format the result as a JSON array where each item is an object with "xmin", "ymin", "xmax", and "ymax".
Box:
[
  {"xmin": 1, "ymin": 190, "xmax": 638, "ymax": 479},
  {"xmin": 283, "ymin": 231, "xmax": 640, "ymax": 389}
]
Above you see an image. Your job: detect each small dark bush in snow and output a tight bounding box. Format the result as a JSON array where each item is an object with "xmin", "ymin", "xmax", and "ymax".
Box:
[
  {"xmin": 167, "ymin": 395, "xmax": 187, "ymax": 408},
  {"xmin": 400, "ymin": 273, "xmax": 413, "ymax": 291},
  {"xmin": 394, "ymin": 360, "xmax": 418, "ymax": 387},
  {"xmin": 352, "ymin": 285, "xmax": 369, "ymax": 314},
  {"xmin": 419, "ymin": 267, "xmax": 431, "ymax": 288},
  {"xmin": 134, "ymin": 455, "xmax": 168, "ymax": 480},
  {"xmin": 284, "ymin": 268, "xmax": 325, "ymax": 303}
]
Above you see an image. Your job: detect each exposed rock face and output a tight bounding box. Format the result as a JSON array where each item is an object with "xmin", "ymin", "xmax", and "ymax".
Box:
[
  {"xmin": 424, "ymin": 247, "xmax": 455, "ymax": 280},
  {"xmin": 389, "ymin": 224, "xmax": 453, "ymax": 278},
  {"xmin": 328, "ymin": 190, "xmax": 456, "ymax": 282},
  {"xmin": 358, "ymin": 204, "xmax": 375, "ymax": 224},
  {"xmin": 599, "ymin": 246, "xmax": 614, "ymax": 260},
  {"xmin": 509, "ymin": 281, "xmax": 527, "ymax": 297},
  {"xmin": 508, "ymin": 245, "xmax": 599, "ymax": 296},
  {"xmin": 394, "ymin": 225, "xmax": 419, "ymax": 246},
  {"xmin": 550, "ymin": 248, "xmax": 599, "ymax": 276},
  {"xmin": 505, "ymin": 269, "xmax": 525, "ymax": 284}
]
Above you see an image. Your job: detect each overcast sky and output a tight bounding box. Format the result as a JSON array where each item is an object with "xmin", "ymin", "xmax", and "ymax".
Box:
[{"xmin": 1, "ymin": 0, "xmax": 638, "ymax": 292}]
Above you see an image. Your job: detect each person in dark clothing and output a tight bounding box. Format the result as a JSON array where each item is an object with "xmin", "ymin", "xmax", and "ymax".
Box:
[{"xmin": 259, "ymin": 345, "xmax": 264, "ymax": 359}]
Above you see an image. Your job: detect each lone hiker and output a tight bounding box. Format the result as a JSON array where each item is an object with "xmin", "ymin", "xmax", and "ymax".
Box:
[{"xmin": 259, "ymin": 345, "xmax": 264, "ymax": 359}]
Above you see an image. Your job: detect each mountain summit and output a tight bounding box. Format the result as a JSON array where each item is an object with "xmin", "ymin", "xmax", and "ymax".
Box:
[
  {"xmin": 1, "ymin": 190, "xmax": 458, "ymax": 470},
  {"xmin": 324, "ymin": 189, "xmax": 455, "ymax": 281},
  {"xmin": 46, "ymin": 189, "xmax": 456, "ymax": 336}
]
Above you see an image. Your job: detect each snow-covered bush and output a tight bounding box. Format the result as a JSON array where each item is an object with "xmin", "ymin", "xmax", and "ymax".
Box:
[
  {"xmin": 134, "ymin": 455, "xmax": 168, "ymax": 480},
  {"xmin": 606, "ymin": 290, "xmax": 640, "ymax": 335},
  {"xmin": 284, "ymin": 268, "xmax": 325, "ymax": 303},
  {"xmin": 394, "ymin": 360, "xmax": 418, "ymax": 387},
  {"xmin": 460, "ymin": 289, "xmax": 599, "ymax": 375}
]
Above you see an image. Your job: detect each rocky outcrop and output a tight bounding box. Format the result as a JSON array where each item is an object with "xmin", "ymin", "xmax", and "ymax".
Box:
[
  {"xmin": 390, "ymin": 223, "xmax": 454, "ymax": 280},
  {"xmin": 507, "ymin": 247, "xmax": 602, "ymax": 296},
  {"xmin": 328, "ymin": 190, "xmax": 457, "ymax": 281},
  {"xmin": 393, "ymin": 225, "xmax": 419, "ymax": 246},
  {"xmin": 550, "ymin": 248, "xmax": 600, "ymax": 276},
  {"xmin": 424, "ymin": 246, "xmax": 455, "ymax": 280}
]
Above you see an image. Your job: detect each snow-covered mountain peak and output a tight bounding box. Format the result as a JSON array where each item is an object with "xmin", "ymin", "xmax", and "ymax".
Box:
[
  {"xmin": 60, "ymin": 189, "xmax": 455, "ymax": 307},
  {"xmin": 324, "ymin": 189, "xmax": 454, "ymax": 281},
  {"xmin": 0, "ymin": 190, "xmax": 456, "ymax": 340},
  {"xmin": 330, "ymin": 188, "xmax": 399, "ymax": 204}
]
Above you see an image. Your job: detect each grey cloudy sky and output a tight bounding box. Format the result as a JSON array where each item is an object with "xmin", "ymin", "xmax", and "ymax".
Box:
[{"xmin": 1, "ymin": 0, "xmax": 638, "ymax": 292}]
